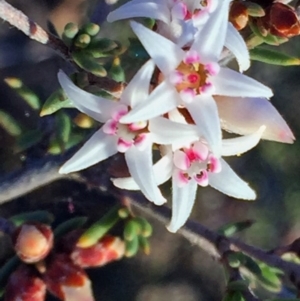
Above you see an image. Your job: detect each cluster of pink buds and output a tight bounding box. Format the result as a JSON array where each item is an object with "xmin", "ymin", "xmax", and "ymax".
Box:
[{"xmin": 4, "ymin": 220, "xmax": 125, "ymax": 301}]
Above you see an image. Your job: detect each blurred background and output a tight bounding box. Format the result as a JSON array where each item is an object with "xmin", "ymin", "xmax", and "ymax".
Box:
[{"xmin": 0, "ymin": 0, "xmax": 300, "ymax": 300}]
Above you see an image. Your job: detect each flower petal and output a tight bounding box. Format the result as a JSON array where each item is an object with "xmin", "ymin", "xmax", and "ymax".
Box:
[
  {"xmin": 208, "ymin": 159, "xmax": 256, "ymax": 200},
  {"xmin": 211, "ymin": 68, "xmax": 273, "ymax": 99},
  {"xmin": 148, "ymin": 117, "xmax": 199, "ymax": 147},
  {"xmin": 224, "ymin": 22, "xmax": 250, "ymax": 72},
  {"xmin": 186, "ymin": 95, "xmax": 222, "ymax": 157},
  {"xmin": 121, "ymin": 59, "xmax": 155, "ymax": 108},
  {"xmin": 221, "ymin": 125, "xmax": 266, "ymax": 156},
  {"xmin": 191, "ymin": 0, "xmax": 231, "ymax": 62},
  {"xmin": 112, "ymin": 152, "xmax": 173, "ymax": 190},
  {"xmin": 59, "ymin": 129, "xmax": 118, "ymax": 174},
  {"xmin": 130, "ymin": 21, "xmax": 185, "ymax": 76},
  {"xmin": 167, "ymin": 179, "xmax": 198, "ymax": 233},
  {"xmin": 107, "ymin": 1, "xmax": 170, "ymax": 23},
  {"xmin": 120, "ymin": 81, "xmax": 180, "ymax": 123},
  {"xmin": 125, "ymin": 139, "xmax": 167, "ymax": 205},
  {"xmin": 215, "ymin": 96, "xmax": 295, "ymax": 143},
  {"xmin": 58, "ymin": 70, "xmax": 117, "ymax": 123}
]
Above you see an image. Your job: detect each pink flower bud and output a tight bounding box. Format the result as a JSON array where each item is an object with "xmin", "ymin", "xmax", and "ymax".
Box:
[
  {"xmin": 4, "ymin": 265, "xmax": 46, "ymax": 301},
  {"xmin": 44, "ymin": 254, "xmax": 94, "ymax": 301},
  {"xmin": 71, "ymin": 235, "xmax": 125, "ymax": 268},
  {"xmin": 13, "ymin": 222, "xmax": 53, "ymax": 263}
]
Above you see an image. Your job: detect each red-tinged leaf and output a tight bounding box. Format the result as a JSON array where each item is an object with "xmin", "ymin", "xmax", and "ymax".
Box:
[
  {"xmin": 71, "ymin": 235, "xmax": 125, "ymax": 268},
  {"xmin": 4, "ymin": 265, "xmax": 46, "ymax": 301}
]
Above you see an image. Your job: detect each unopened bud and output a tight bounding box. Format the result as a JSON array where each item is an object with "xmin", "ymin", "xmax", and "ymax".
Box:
[
  {"xmin": 4, "ymin": 265, "xmax": 46, "ymax": 301},
  {"xmin": 229, "ymin": 2, "xmax": 249, "ymax": 30},
  {"xmin": 259, "ymin": 3, "xmax": 300, "ymax": 38},
  {"xmin": 71, "ymin": 235, "xmax": 125, "ymax": 268},
  {"xmin": 13, "ymin": 222, "xmax": 53, "ymax": 263},
  {"xmin": 44, "ymin": 254, "xmax": 94, "ymax": 301}
]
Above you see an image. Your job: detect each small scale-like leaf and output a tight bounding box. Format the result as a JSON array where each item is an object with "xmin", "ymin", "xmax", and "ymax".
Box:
[
  {"xmin": 124, "ymin": 220, "xmax": 141, "ymax": 242},
  {"xmin": 218, "ymin": 220, "xmax": 254, "ymax": 237},
  {"xmin": 72, "ymin": 51, "xmax": 107, "ymax": 77},
  {"xmin": 81, "ymin": 23, "xmax": 100, "ymax": 37},
  {"xmin": 15, "ymin": 129, "xmax": 44, "ymax": 152},
  {"xmin": 227, "ymin": 280, "xmax": 249, "ymax": 293},
  {"xmin": 134, "ymin": 217, "xmax": 153, "ymax": 238},
  {"xmin": 74, "ymin": 33, "xmax": 91, "ymax": 49},
  {"xmin": 10, "ymin": 211, "xmax": 54, "ymax": 227},
  {"xmin": 250, "ymin": 47, "xmax": 300, "ymax": 66},
  {"xmin": 55, "ymin": 111, "xmax": 72, "ymax": 144},
  {"xmin": 243, "ymin": 255, "xmax": 262, "ymax": 276},
  {"xmin": 0, "ymin": 110, "xmax": 22, "ymax": 136},
  {"xmin": 47, "ymin": 133, "xmax": 85, "ymax": 155},
  {"xmin": 125, "ymin": 235, "xmax": 139, "ymax": 258},
  {"xmin": 4, "ymin": 77, "xmax": 41, "ymax": 110},
  {"xmin": 40, "ymin": 89, "xmax": 74, "ymax": 116},
  {"xmin": 108, "ymin": 57, "xmax": 125, "ymax": 83},
  {"xmin": 118, "ymin": 208, "xmax": 130, "ymax": 219},
  {"xmin": 227, "ymin": 252, "xmax": 246, "ymax": 268},
  {"xmin": 249, "ymin": 21, "xmax": 288, "ymax": 46},
  {"xmin": 138, "ymin": 236, "xmax": 150, "ymax": 255},
  {"xmin": 87, "ymin": 38, "xmax": 118, "ymax": 58},
  {"xmin": 244, "ymin": 2, "xmax": 265, "ymax": 17},
  {"xmin": 77, "ymin": 206, "xmax": 121, "ymax": 248},
  {"xmin": 62, "ymin": 22, "xmax": 79, "ymax": 46}
]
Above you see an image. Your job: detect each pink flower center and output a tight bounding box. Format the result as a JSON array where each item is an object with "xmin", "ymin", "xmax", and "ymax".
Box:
[
  {"xmin": 169, "ymin": 51, "xmax": 220, "ymax": 100},
  {"xmin": 173, "ymin": 141, "xmax": 221, "ymax": 187},
  {"xmin": 102, "ymin": 105, "xmax": 148, "ymax": 152}
]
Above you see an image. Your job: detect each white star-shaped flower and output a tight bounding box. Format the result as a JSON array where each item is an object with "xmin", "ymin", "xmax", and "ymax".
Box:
[
  {"xmin": 58, "ymin": 60, "xmax": 168, "ymax": 205},
  {"xmin": 113, "ymin": 117, "xmax": 267, "ymax": 232}
]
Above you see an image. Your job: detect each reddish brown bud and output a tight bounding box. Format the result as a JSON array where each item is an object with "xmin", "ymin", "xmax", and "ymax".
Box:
[
  {"xmin": 229, "ymin": 1, "xmax": 249, "ymax": 30},
  {"xmin": 259, "ymin": 3, "xmax": 300, "ymax": 38},
  {"xmin": 4, "ymin": 265, "xmax": 46, "ymax": 301},
  {"xmin": 44, "ymin": 254, "xmax": 94, "ymax": 301},
  {"xmin": 71, "ymin": 235, "xmax": 125, "ymax": 268},
  {"xmin": 13, "ymin": 222, "xmax": 53, "ymax": 263}
]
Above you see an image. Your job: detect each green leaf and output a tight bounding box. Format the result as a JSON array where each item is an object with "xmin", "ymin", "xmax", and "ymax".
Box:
[
  {"xmin": 108, "ymin": 57, "xmax": 125, "ymax": 83},
  {"xmin": 54, "ymin": 216, "xmax": 87, "ymax": 239},
  {"xmin": 72, "ymin": 51, "xmax": 107, "ymax": 77},
  {"xmin": 55, "ymin": 111, "xmax": 72, "ymax": 144},
  {"xmin": 47, "ymin": 133, "xmax": 85, "ymax": 155},
  {"xmin": 124, "ymin": 219, "xmax": 141, "ymax": 241},
  {"xmin": 244, "ymin": 2, "xmax": 265, "ymax": 17},
  {"xmin": 134, "ymin": 217, "xmax": 153, "ymax": 238},
  {"xmin": 250, "ymin": 47, "xmax": 300, "ymax": 66},
  {"xmin": 249, "ymin": 21, "xmax": 288, "ymax": 46},
  {"xmin": 87, "ymin": 38, "xmax": 118, "ymax": 58},
  {"xmin": 10, "ymin": 210, "xmax": 54, "ymax": 226},
  {"xmin": 0, "ymin": 110, "xmax": 22, "ymax": 136},
  {"xmin": 227, "ymin": 280, "xmax": 249, "ymax": 293},
  {"xmin": 4, "ymin": 77, "xmax": 41, "ymax": 110},
  {"xmin": 0, "ymin": 256, "xmax": 21, "ymax": 297},
  {"xmin": 15, "ymin": 129, "xmax": 44, "ymax": 152},
  {"xmin": 125, "ymin": 235, "xmax": 139, "ymax": 258},
  {"xmin": 138, "ymin": 236, "xmax": 150, "ymax": 255},
  {"xmin": 243, "ymin": 255, "xmax": 262, "ymax": 276},
  {"xmin": 74, "ymin": 33, "xmax": 91, "ymax": 49},
  {"xmin": 40, "ymin": 89, "xmax": 74, "ymax": 116},
  {"xmin": 227, "ymin": 252, "xmax": 246, "ymax": 268},
  {"xmin": 77, "ymin": 205, "xmax": 121, "ymax": 248},
  {"xmin": 255, "ymin": 263, "xmax": 283, "ymax": 292},
  {"xmin": 218, "ymin": 220, "xmax": 254, "ymax": 237},
  {"xmin": 81, "ymin": 23, "xmax": 100, "ymax": 37}
]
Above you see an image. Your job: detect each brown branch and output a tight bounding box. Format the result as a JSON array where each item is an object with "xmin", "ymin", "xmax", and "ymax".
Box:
[{"xmin": 0, "ymin": 0, "xmax": 123, "ymax": 94}]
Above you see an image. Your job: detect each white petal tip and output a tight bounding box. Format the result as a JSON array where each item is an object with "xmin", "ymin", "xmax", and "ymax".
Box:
[{"xmin": 166, "ymin": 224, "xmax": 179, "ymax": 233}]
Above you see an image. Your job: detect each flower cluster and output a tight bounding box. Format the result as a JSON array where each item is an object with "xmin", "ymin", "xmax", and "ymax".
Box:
[{"xmin": 58, "ymin": 0, "xmax": 294, "ymax": 232}]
